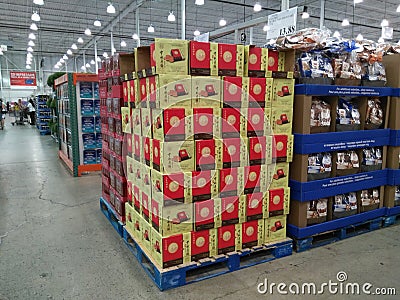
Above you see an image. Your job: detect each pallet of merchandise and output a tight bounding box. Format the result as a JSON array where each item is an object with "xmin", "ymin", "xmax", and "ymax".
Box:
[
  {"xmin": 122, "ymin": 226, "xmax": 292, "ymax": 291},
  {"xmin": 287, "ymin": 208, "xmax": 386, "ymax": 252},
  {"xmin": 99, "ymin": 197, "xmax": 124, "ymax": 237}
]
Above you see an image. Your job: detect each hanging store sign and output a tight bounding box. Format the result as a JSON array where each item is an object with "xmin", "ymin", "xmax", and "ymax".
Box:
[
  {"xmin": 9, "ymin": 71, "xmax": 37, "ymax": 87},
  {"xmin": 267, "ymin": 7, "xmax": 298, "ymax": 40}
]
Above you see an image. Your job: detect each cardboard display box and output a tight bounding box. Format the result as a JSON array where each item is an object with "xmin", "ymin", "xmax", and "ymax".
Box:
[
  {"xmin": 193, "ymin": 107, "xmax": 221, "ymax": 140},
  {"xmin": 151, "ymin": 75, "xmax": 192, "ymax": 109},
  {"xmin": 268, "ymin": 162, "xmax": 289, "ymax": 190},
  {"xmin": 141, "ymin": 218, "xmax": 153, "ymax": 253},
  {"xmin": 183, "ymin": 229, "xmax": 217, "ymax": 261},
  {"xmin": 382, "ymin": 54, "xmax": 400, "ymax": 88},
  {"xmin": 151, "ymin": 38, "xmax": 189, "ymax": 75},
  {"xmin": 151, "ymin": 169, "xmax": 191, "ymax": 205},
  {"xmin": 192, "ymin": 76, "xmax": 222, "ymax": 108},
  {"xmin": 152, "ymin": 139, "xmax": 195, "ymax": 173},
  {"xmin": 263, "ymin": 187, "xmax": 290, "ymax": 218},
  {"xmin": 388, "ymin": 97, "xmax": 400, "ymax": 130},
  {"xmin": 140, "ymin": 108, "xmax": 152, "ymax": 137},
  {"xmin": 219, "ymin": 167, "xmax": 245, "ymax": 198},
  {"xmin": 134, "ymin": 46, "xmax": 152, "ymax": 75},
  {"xmin": 152, "ymin": 230, "xmax": 184, "ymax": 268},
  {"xmin": 384, "ymin": 185, "xmax": 400, "ymax": 208},
  {"xmin": 272, "ymin": 134, "xmax": 293, "ymax": 163},
  {"xmin": 387, "ymin": 146, "xmax": 400, "ymax": 169},
  {"xmin": 194, "ymin": 199, "xmax": 221, "ymax": 231},
  {"xmin": 244, "ymin": 46, "xmax": 268, "ymax": 77},
  {"xmin": 217, "ymin": 43, "xmax": 244, "ymax": 77},
  {"xmin": 190, "ymin": 170, "xmax": 219, "ymax": 202},
  {"xmin": 141, "ymin": 190, "xmax": 151, "ymax": 223},
  {"xmin": 221, "ymin": 108, "xmax": 244, "ymax": 138},
  {"xmin": 215, "ymin": 196, "xmax": 243, "ymax": 226},
  {"xmin": 241, "ymin": 107, "xmax": 267, "ymax": 137},
  {"xmin": 133, "ymin": 184, "xmax": 141, "ymax": 213},
  {"xmin": 195, "ymin": 139, "xmax": 216, "ymax": 171},
  {"xmin": 216, "ymin": 137, "xmax": 248, "ymax": 169},
  {"xmin": 152, "ymin": 108, "xmax": 193, "ymax": 142},
  {"xmin": 266, "ymin": 49, "xmax": 295, "ymax": 78},
  {"xmin": 264, "ymin": 215, "xmax": 287, "ymax": 243},
  {"xmin": 217, "ymin": 224, "xmax": 236, "ymax": 254},
  {"xmin": 121, "ymin": 107, "xmax": 130, "ymax": 133},
  {"xmin": 243, "ymin": 165, "xmax": 268, "ymax": 194},
  {"xmin": 288, "ymin": 198, "xmax": 331, "ymax": 228},
  {"xmin": 132, "ymin": 108, "xmax": 142, "ymax": 135},
  {"xmin": 244, "ymin": 192, "xmax": 264, "ymax": 221},
  {"xmin": 222, "ymin": 76, "xmax": 246, "ymax": 108},
  {"xmin": 332, "ymin": 192, "xmax": 358, "ymax": 220},
  {"xmin": 125, "ymin": 202, "xmax": 142, "ymax": 242},
  {"xmin": 235, "ymin": 219, "xmax": 264, "ymax": 250},
  {"xmin": 357, "ymin": 186, "xmax": 384, "ymax": 213},
  {"xmin": 189, "ymin": 41, "xmax": 218, "ymax": 76},
  {"xmin": 271, "ymin": 79, "xmax": 295, "ymax": 108},
  {"xmin": 270, "ymin": 106, "xmax": 293, "ymax": 135},
  {"xmin": 112, "ymin": 52, "xmax": 135, "ymax": 77}
]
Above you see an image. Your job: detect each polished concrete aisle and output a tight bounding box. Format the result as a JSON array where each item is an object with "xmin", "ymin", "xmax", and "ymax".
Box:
[{"xmin": 0, "ymin": 121, "xmax": 399, "ymax": 300}]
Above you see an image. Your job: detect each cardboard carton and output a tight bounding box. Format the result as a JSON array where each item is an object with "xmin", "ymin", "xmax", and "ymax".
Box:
[
  {"xmin": 264, "ymin": 215, "xmax": 287, "ymax": 243},
  {"xmin": 152, "ymin": 108, "xmax": 193, "ymax": 142},
  {"xmin": 216, "ymin": 137, "xmax": 247, "ymax": 169},
  {"xmin": 183, "ymin": 229, "xmax": 217, "ymax": 261},
  {"xmin": 244, "ymin": 46, "xmax": 268, "ymax": 77},
  {"xmin": 384, "ymin": 185, "xmax": 400, "ymax": 208},
  {"xmin": 387, "ymin": 147, "xmax": 400, "ymax": 169},
  {"xmin": 195, "ymin": 139, "xmax": 216, "ymax": 171},
  {"xmin": 141, "ymin": 191, "xmax": 151, "ymax": 223},
  {"xmin": 271, "ymin": 106, "xmax": 293, "ymax": 135},
  {"xmin": 151, "ymin": 169, "xmax": 191, "ymax": 205},
  {"xmin": 141, "ymin": 218, "xmax": 152, "ymax": 252},
  {"xmin": 245, "ymin": 77, "xmax": 267, "ymax": 108},
  {"xmin": 288, "ymin": 198, "xmax": 330, "ymax": 228},
  {"xmin": 151, "ymin": 74, "xmax": 192, "ymax": 109},
  {"xmin": 132, "ymin": 108, "xmax": 142, "ymax": 135},
  {"xmin": 222, "ymin": 76, "xmax": 246, "ymax": 108},
  {"xmin": 152, "ymin": 139, "xmax": 195, "ymax": 173},
  {"xmin": 151, "ymin": 38, "xmax": 189, "ymax": 75},
  {"xmin": 216, "ymin": 196, "xmax": 241, "ymax": 226},
  {"xmin": 192, "ymin": 76, "xmax": 222, "ymax": 108},
  {"xmin": 133, "ymin": 184, "xmax": 141, "ymax": 213},
  {"xmin": 217, "ymin": 225, "xmax": 236, "ymax": 254},
  {"xmin": 194, "ymin": 199, "xmax": 219, "ymax": 231},
  {"xmin": 266, "ymin": 49, "xmax": 295, "ymax": 78},
  {"xmin": 125, "ymin": 202, "xmax": 142, "ymax": 242},
  {"xmin": 142, "ymin": 137, "xmax": 152, "ymax": 167},
  {"xmin": 264, "ymin": 188, "xmax": 290, "ymax": 218},
  {"xmin": 245, "ymin": 192, "xmax": 264, "ymax": 221},
  {"xmin": 135, "ymin": 46, "xmax": 152, "ymax": 75},
  {"xmin": 221, "ymin": 108, "xmax": 243, "ymax": 138},
  {"xmin": 219, "ymin": 167, "xmax": 245, "ymax": 198},
  {"xmin": 152, "ymin": 230, "xmax": 184, "ymax": 268},
  {"xmin": 241, "ymin": 107, "xmax": 267, "ymax": 137},
  {"xmin": 357, "ymin": 186, "xmax": 383, "ymax": 213},
  {"xmin": 243, "ymin": 165, "xmax": 267, "ymax": 194},
  {"xmin": 217, "ymin": 43, "xmax": 244, "ymax": 77},
  {"xmin": 248, "ymin": 136, "xmax": 266, "ymax": 165},
  {"xmin": 236, "ymin": 220, "xmax": 264, "ymax": 250},
  {"xmin": 112, "ymin": 52, "xmax": 135, "ymax": 76},
  {"xmin": 193, "ymin": 108, "xmax": 222, "ymax": 140},
  {"xmin": 138, "ymin": 77, "xmax": 147, "ymax": 108},
  {"xmin": 189, "ymin": 41, "xmax": 218, "ymax": 76},
  {"xmin": 271, "ymin": 79, "xmax": 295, "ymax": 108},
  {"xmin": 272, "ymin": 134, "xmax": 293, "ymax": 163},
  {"xmin": 190, "ymin": 170, "xmax": 219, "ymax": 202},
  {"xmin": 268, "ymin": 162, "xmax": 289, "ymax": 189}
]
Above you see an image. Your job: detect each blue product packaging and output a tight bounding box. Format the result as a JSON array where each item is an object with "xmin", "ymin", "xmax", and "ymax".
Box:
[
  {"xmin": 96, "ymin": 133, "xmax": 103, "ymax": 148},
  {"xmin": 95, "ymin": 116, "xmax": 101, "ymax": 132},
  {"xmin": 94, "ymin": 82, "xmax": 100, "ymax": 99},
  {"xmin": 82, "ymin": 133, "xmax": 96, "ymax": 149},
  {"xmin": 82, "ymin": 116, "xmax": 95, "ymax": 133},
  {"xmin": 94, "ymin": 100, "xmax": 101, "ymax": 115},
  {"xmin": 80, "ymin": 82, "xmax": 93, "ymax": 98},
  {"xmin": 83, "ymin": 149, "xmax": 97, "ymax": 165},
  {"xmin": 81, "ymin": 99, "xmax": 94, "ymax": 115},
  {"xmin": 96, "ymin": 148, "xmax": 102, "ymax": 164}
]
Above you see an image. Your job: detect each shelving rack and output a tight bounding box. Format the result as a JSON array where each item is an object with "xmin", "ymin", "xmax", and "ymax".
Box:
[
  {"xmin": 35, "ymin": 95, "xmax": 51, "ymax": 135},
  {"xmin": 54, "ymin": 73, "xmax": 102, "ymax": 177}
]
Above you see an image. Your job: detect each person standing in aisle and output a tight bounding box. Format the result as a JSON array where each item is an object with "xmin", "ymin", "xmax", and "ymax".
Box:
[
  {"xmin": 27, "ymin": 99, "xmax": 36, "ymax": 125},
  {"xmin": 0, "ymin": 99, "xmax": 6, "ymax": 130},
  {"xmin": 6, "ymin": 101, "xmax": 10, "ymax": 113}
]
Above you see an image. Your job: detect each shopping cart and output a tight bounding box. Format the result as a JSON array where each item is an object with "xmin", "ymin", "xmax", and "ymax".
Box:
[{"xmin": 11, "ymin": 107, "xmax": 29, "ymax": 126}]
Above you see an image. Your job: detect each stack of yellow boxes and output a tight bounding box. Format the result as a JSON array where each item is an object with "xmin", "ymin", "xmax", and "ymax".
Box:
[{"xmin": 123, "ymin": 38, "xmax": 294, "ymax": 269}]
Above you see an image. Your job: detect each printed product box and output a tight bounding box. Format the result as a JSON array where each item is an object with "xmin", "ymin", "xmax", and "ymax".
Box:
[
  {"xmin": 235, "ymin": 220, "xmax": 264, "ymax": 250},
  {"xmin": 153, "ymin": 74, "xmax": 192, "ymax": 108},
  {"xmin": 121, "ymin": 107, "xmax": 130, "ymax": 133},
  {"xmin": 271, "ymin": 79, "xmax": 295, "ymax": 107},
  {"xmin": 125, "ymin": 203, "xmax": 142, "ymax": 242},
  {"xmin": 150, "ymin": 38, "xmax": 189, "ymax": 75},
  {"xmin": 217, "ymin": 43, "xmax": 244, "ymax": 77},
  {"xmin": 152, "ymin": 108, "xmax": 193, "ymax": 142},
  {"xmin": 194, "ymin": 199, "xmax": 219, "ymax": 231},
  {"xmin": 152, "ymin": 230, "xmax": 184, "ymax": 268},
  {"xmin": 193, "ymin": 108, "xmax": 222, "ymax": 140},
  {"xmin": 132, "ymin": 108, "xmax": 142, "ymax": 135},
  {"xmin": 243, "ymin": 165, "xmax": 268, "ymax": 194},
  {"xmin": 83, "ymin": 149, "xmax": 97, "ymax": 164},
  {"xmin": 112, "ymin": 98, "xmax": 124, "ymax": 116},
  {"xmin": 143, "ymin": 136, "xmax": 152, "ymax": 167},
  {"xmin": 387, "ymin": 147, "xmax": 400, "ymax": 169},
  {"xmin": 183, "ymin": 229, "xmax": 217, "ymax": 262},
  {"xmin": 82, "ymin": 133, "xmax": 96, "ymax": 150},
  {"xmin": 245, "ymin": 192, "xmax": 264, "ymax": 221},
  {"xmin": 150, "ymin": 199, "xmax": 193, "ymax": 235},
  {"xmin": 115, "ymin": 118, "xmax": 123, "ymax": 136},
  {"xmin": 123, "ymin": 81, "xmax": 129, "ymax": 103},
  {"xmin": 141, "ymin": 165, "xmax": 152, "ymax": 196},
  {"xmin": 265, "ymin": 216, "xmax": 287, "ymax": 243},
  {"xmin": 272, "ymin": 135, "xmax": 293, "ymax": 163},
  {"xmin": 192, "ymin": 76, "xmax": 222, "ymax": 108},
  {"xmin": 127, "ymin": 180, "xmax": 132, "ymax": 204},
  {"xmin": 221, "ymin": 108, "xmax": 243, "ymax": 138},
  {"xmin": 264, "ymin": 188, "xmax": 290, "ymax": 218},
  {"xmin": 189, "ymin": 41, "xmax": 218, "ymax": 76},
  {"xmin": 133, "ymin": 185, "xmax": 141, "ymax": 213},
  {"xmin": 151, "ymin": 169, "xmax": 191, "ymax": 205},
  {"xmin": 112, "ymin": 52, "xmax": 135, "ymax": 76},
  {"xmin": 266, "ymin": 50, "xmax": 295, "ymax": 78},
  {"xmin": 82, "ymin": 116, "xmax": 95, "ymax": 133},
  {"xmin": 81, "ymin": 99, "xmax": 94, "ymax": 115},
  {"xmin": 268, "ymin": 162, "xmax": 289, "ymax": 190},
  {"xmin": 138, "ymin": 77, "xmax": 147, "ymax": 108},
  {"xmin": 219, "ymin": 167, "xmax": 245, "ymax": 198},
  {"xmin": 141, "ymin": 218, "xmax": 152, "ymax": 252},
  {"xmin": 217, "ymin": 225, "xmax": 236, "ymax": 254},
  {"xmin": 289, "ymin": 199, "xmax": 330, "ymax": 228},
  {"xmin": 94, "ymin": 100, "xmax": 100, "ymax": 114},
  {"xmin": 190, "ymin": 170, "xmax": 219, "ymax": 202},
  {"xmin": 384, "ymin": 185, "xmax": 400, "ymax": 208},
  {"xmin": 96, "ymin": 133, "xmax": 102, "ymax": 149},
  {"xmin": 195, "ymin": 139, "xmax": 216, "ymax": 171},
  {"xmin": 271, "ymin": 106, "xmax": 293, "ymax": 135},
  {"xmin": 248, "ymin": 136, "xmax": 266, "ymax": 165},
  {"xmin": 244, "ymin": 46, "xmax": 268, "ymax": 77},
  {"xmin": 152, "ymin": 139, "xmax": 194, "ymax": 173},
  {"xmin": 129, "ymin": 80, "xmax": 138, "ymax": 108},
  {"xmin": 242, "ymin": 107, "xmax": 266, "ymax": 137},
  {"xmin": 131, "ymin": 159, "xmax": 142, "ymax": 188},
  {"xmin": 126, "ymin": 134, "xmax": 133, "ymax": 157},
  {"xmin": 126, "ymin": 156, "xmax": 134, "ymax": 178},
  {"xmin": 146, "ymin": 76, "xmax": 157, "ymax": 108},
  {"xmin": 291, "ymin": 152, "xmax": 332, "ymax": 182},
  {"xmin": 358, "ymin": 187, "xmax": 382, "ymax": 213},
  {"xmin": 245, "ymin": 77, "xmax": 267, "ymax": 108},
  {"xmin": 114, "ymin": 192, "xmax": 127, "ymax": 217},
  {"xmin": 115, "ymin": 158, "xmax": 124, "ymax": 177},
  {"xmin": 140, "ymin": 108, "xmax": 152, "ymax": 137},
  {"xmin": 222, "ymin": 76, "xmax": 246, "ymax": 108},
  {"xmin": 216, "ymin": 196, "xmax": 241, "ymax": 226},
  {"xmin": 267, "ymin": 50, "xmax": 280, "ymax": 72},
  {"xmin": 141, "ymin": 191, "xmax": 151, "ymax": 223},
  {"xmin": 216, "ymin": 138, "xmax": 247, "ymax": 169}
]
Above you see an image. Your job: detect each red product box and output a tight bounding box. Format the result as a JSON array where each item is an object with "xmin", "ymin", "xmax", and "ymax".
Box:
[
  {"xmin": 196, "ymin": 139, "xmax": 216, "ymax": 171},
  {"xmin": 188, "ymin": 230, "xmax": 212, "ymax": 261},
  {"xmin": 152, "ymin": 108, "xmax": 191, "ymax": 142},
  {"xmin": 152, "ymin": 231, "xmax": 184, "ymax": 268},
  {"xmin": 108, "ymin": 117, "xmax": 115, "ymax": 133},
  {"xmin": 191, "ymin": 170, "xmax": 218, "ymax": 202},
  {"xmin": 246, "ymin": 193, "xmax": 264, "ymax": 221},
  {"xmin": 115, "ymin": 157, "xmax": 125, "ymax": 177},
  {"xmin": 222, "ymin": 76, "xmax": 243, "ymax": 108},
  {"xmin": 115, "ymin": 118, "xmax": 123, "ymax": 136},
  {"xmin": 240, "ymin": 220, "xmax": 261, "ymax": 249},
  {"xmin": 244, "ymin": 165, "xmax": 261, "ymax": 194},
  {"xmin": 140, "ymin": 108, "xmax": 152, "ymax": 137},
  {"xmin": 100, "ymin": 86, "xmax": 107, "ymax": 99},
  {"xmin": 190, "ymin": 41, "xmax": 213, "ymax": 75},
  {"xmin": 114, "ymin": 192, "xmax": 127, "ymax": 220},
  {"xmin": 115, "ymin": 173, "xmax": 127, "ymax": 197},
  {"xmin": 272, "ymin": 135, "xmax": 288, "ymax": 162},
  {"xmin": 217, "ymin": 138, "xmax": 243, "ymax": 168},
  {"xmin": 193, "ymin": 108, "xmax": 217, "ymax": 140},
  {"xmin": 248, "ymin": 136, "xmax": 266, "ymax": 165},
  {"xmin": 129, "ymin": 80, "xmax": 136, "ymax": 105},
  {"xmin": 221, "ymin": 108, "xmax": 242, "ymax": 138},
  {"xmin": 133, "ymin": 134, "xmax": 141, "ymax": 162},
  {"xmin": 220, "ymin": 196, "xmax": 240, "ymax": 225},
  {"xmin": 114, "ymin": 135, "xmax": 123, "ymax": 157},
  {"xmin": 268, "ymin": 50, "xmax": 279, "ymax": 72},
  {"xmin": 133, "ymin": 185, "xmax": 141, "ymax": 213},
  {"xmin": 147, "ymin": 75, "xmax": 157, "ymax": 108},
  {"xmin": 246, "ymin": 46, "xmax": 267, "ymax": 77},
  {"xmin": 126, "ymin": 134, "xmax": 132, "ymax": 157},
  {"xmin": 109, "ymin": 170, "xmax": 116, "ymax": 188},
  {"xmin": 244, "ymin": 107, "xmax": 266, "ymax": 137},
  {"xmin": 106, "ymin": 98, "xmax": 113, "ymax": 114},
  {"xmin": 109, "ymin": 154, "xmax": 116, "ymax": 170},
  {"xmin": 151, "ymin": 170, "xmax": 188, "ymax": 205},
  {"xmin": 112, "ymin": 81, "xmax": 123, "ymax": 99},
  {"xmin": 123, "ymin": 81, "xmax": 129, "ymax": 103},
  {"xmin": 217, "ymin": 225, "xmax": 236, "ymax": 254},
  {"xmin": 109, "ymin": 186, "xmax": 116, "ymax": 207},
  {"xmin": 218, "ymin": 43, "xmax": 237, "ymax": 76},
  {"xmin": 127, "ymin": 180, "xmax": 132, "ymax": 204},
  {"xmin": 268, "ymin": 188, "xmax": 285, "ymax": 217},
  {"xmin": 248, "ymin": 77, "xmax": 266, "ymax": 108},
  {"xmin": 141, "ymin": 191, "xmax": 150, "ymax": 223},
  {"xmin": 194, "ymin": 199, "xmax": 215, "ymax": 231},
  {"xmin": 139, "ymin": 77, "xmax": 147, "ymax": 107},
  {"xmin": 219, "ymin": 168, "xmax": 244, "ymax": 198},
  {"xmin": 143, "ymin": 136, "xmax": 152, "ymax": 167}
]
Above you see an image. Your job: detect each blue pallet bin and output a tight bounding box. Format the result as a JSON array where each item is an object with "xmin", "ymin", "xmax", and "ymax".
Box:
[
  {"xmin": 122, "ymin": 227, "xmax": 292, "ymax": 291},
  {"xmin": 383, "ymin": 206, "xmax": 400, "ymax": 227},
  {"xmin": 100, "ymin": 197, "xmax": 124, "ymax": 237},
  {"xmin": 295, "ymin": 84, "xmax": 393, "ymax": 97},
  {"xmin": 387, "ymin": 169, "xmax": 400, "ymax": 186},
  {"xmin": 389, "ymin": 130, "xmax": 400, "ymax": 146}
]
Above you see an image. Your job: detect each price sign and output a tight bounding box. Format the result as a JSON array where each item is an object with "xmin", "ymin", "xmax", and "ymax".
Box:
[
  {"xmin": 267, "ymin": 7, "xmax": 298, "ymax": 40},
  {"xmin": 194, "ymin": 32, "xmax": 210, "ymax": 42}
]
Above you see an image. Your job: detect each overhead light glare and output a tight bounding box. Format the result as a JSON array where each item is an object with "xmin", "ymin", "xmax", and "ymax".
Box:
[
  {"xmin": 195, "ymin": 0, "xmax": 204, "ymax": 5},
  {"xmin": 29, "ymin": 33, "xmax": 36, "ymax": 40},
  {"xmin": 356, "ymin": 34, "xmax": 364, "ymax": 41},
  {"xmin": 132, "ymin": 33, "xmax": 139, "ymax": 40},
  {"xmin": 90, "ymin": 59, "xmax": 96, "ymax": 65},
  {"xmin": 67, "ymin": 49, "xmax": 73, "ymax": 55},
  {"xmin": 28, "ymin": 40, "xmax": 35, "ymax": 47},
  {"xmin": 107, "ymin": 2, "xmax": 116, "ymax": 14},
  {"xmin": 342, "ymin": 18, "xmax": 350, "ymax": 26},
  {"xmin": 194, "ymin": 29, "xmax": 200, "ymax": 36},
  {"xmin": 381, "ymin": 19, "xmax": 389, "ymax": 27},
  {"xmin": 63, "ymin": 55, "xmax": 68, "ymax": 60},
  {"xmin": 30, "ymin": 23, "xmax": 38, "ymax": 31},
  {"xmin": 26, "ymin": 65, "xmax": 32, "ymax": 69},
  {"xmin": 219, "ymin": 19, "xmax": 227, "ymax": 26},
  {"xmin": 31, "ymin": 12, "xmax": 40, "ymax": 22},
  {"xmin": 27, "ymin": 47, "xmax": 34, "ymax": 52},
  {"xmin": 120, "ymin": 40, "xmax": 127, "ymax": 47},
  {"xmin": 33, "ymin": 0, "xmax": 44, "ymax": 5},
  {"xmin": 168, "ymin": 11, "xmax": 176, "ymax": 22},
  {"xmin": 77, "ymin": 37, "xmax": 84, "ymax": 43},
  {"xmin": 84, "ymin": 28, "xmax": 92, "ymax": 36},
  {"xmin": 148, "ymin": 24, "xmax": 155, "ymax": 33},
  {"xmin": 94, "ymin": 20, "xmax": 102, "ymax": 27},
  {"xmin": 263, "ymin": 24, "xmax": 270, "ymax": 32},
  {"xmin": 254, "ymin": 2, "xmax": 262, "ymax": 12}
]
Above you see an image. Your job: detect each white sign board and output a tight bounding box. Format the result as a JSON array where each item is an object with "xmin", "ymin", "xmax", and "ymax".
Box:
[
  {"xmin": 194, "ymin": 32, "xmax": 210, "ymax": 42},
  {"xmin": 267, "ymin": 7, "xmax": 298, "ymax": 40},
  {"xmin": 382, "ymin": 27, "xmax": 393, "ymax": 40},
  {"xmin": 0, "ymin": 45, "xmax": 7, "ymax": 51}
]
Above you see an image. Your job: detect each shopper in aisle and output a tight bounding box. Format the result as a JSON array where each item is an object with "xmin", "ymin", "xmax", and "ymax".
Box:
[
  {"xmin": 6, "ymin": 101, "xmax": 10, "ymax": 113},
  {"xmin": 27, "ymin": 99, "xmax": 36, "ymax": 126},
  {"xmin": 0, "ymin": 99, "xmax": 6, "ymax": 130}
]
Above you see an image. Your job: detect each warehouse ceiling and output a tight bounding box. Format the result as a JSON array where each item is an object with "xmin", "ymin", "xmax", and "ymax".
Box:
[{"xmin": 1, "ymin": 0, "xmax": 400, "ymax": 70}]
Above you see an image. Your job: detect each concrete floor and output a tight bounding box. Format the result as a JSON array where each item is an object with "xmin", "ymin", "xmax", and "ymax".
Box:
[{"xmin": 0, "ymin": 119, "xmax": 399, "ymax": 300}]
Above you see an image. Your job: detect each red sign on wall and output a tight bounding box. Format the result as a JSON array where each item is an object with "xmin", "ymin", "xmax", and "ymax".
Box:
[{"xmin": 10, "ymin": 71, "xmax": 37, "ymax": 87}]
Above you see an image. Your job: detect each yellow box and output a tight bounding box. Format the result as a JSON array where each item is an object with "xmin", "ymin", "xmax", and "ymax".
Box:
[
  {"xmin": 152, "ymin": 38, "xmax": 189, "ymax": 75},
  {"xmin": 268, "ymin": 162, "xmax": 289, "ymax": 190},
  {"xmin": 240, "ymin": 107, "xmax": 268, "ymax": 138},
  {"xmin": 264, "ymin": 215, "xmax": 287, "ymax": 243},
  {"xmin": 126, "ymin": 156, "xmax": 134, "ymax": 179},
  {"xmin": 235, "ymin": 219, "xmax": 264, "ymax": 251},
  {"xmin": 141, "ymin": 217, "xmax": 153, "ymax": 253},
  {"xmin": 151, "ymin": 229, "xmax": 185, "ymax": 268},
  {"xmin": 140, "ymin": 108, "xmax": 152, "ymax": 137},
  {"xmin": 152, "ymin": 139, "xmax": 195, "ymax": 174},
  {"xmin": 192, "ymin": 76, "xmax": 222, "ymax": 108},
  {"xmin": 271, "ymin": 79, "xmax": 295, "ymax": 107},
  {"xmin": 271, "ymin": 106, "xmax": 293, "ymax": 135},
  {"xmin": 125, "ymin": 202, "xmax": 142, "ymax": 243},
  {"xmin": 141, "ymin": 165, "xmax": 152, "ymax": 196},
  {"xmin": 287, "ymin": 135, "xmax": 294, "ymax": 163},
  {"xmin": 265, "ymin": 78, "xmax": 274, "ymax": 109},
  {"xmin": 121, "ymin": 107, "xmax": 131, "ymax": 133},
  {"xmin": 238, "ymin": 195, "xmax": 247, "ymax": 223},
  {"xmin": 132, "ymin": 108, "xmax": 142, "ymax": 135},
  {"xmin": 215, "ymin": 137, "xmax": 248, "ymax": 169},
  {"xmin": 155, "ymin": 74, "xmax": 192, "ymax": 109},
  {"xmin": 130, "ymin": 159, "xmax": 142, "ymax": 188}
]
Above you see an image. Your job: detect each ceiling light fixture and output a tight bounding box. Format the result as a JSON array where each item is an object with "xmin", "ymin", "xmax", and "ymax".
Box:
[
  {"xmin": 195, "ymin": 0, "xmax": 204, "ymax": 5},
  {"xmin": 356, "ymin": 33, "xmax": 363, "ymax": 41},
  {"xmin": 194, "ymin": 29, "xmax": 200, "ymax": 36},
  {"xmin": 342, "ymin": 18, "xmax": 350, "ymax": 26},
  {"xmin": 60, "ymin": 58, "xmax": 65, "ymax": 63},
  {"xmin": 96, "ymin": 57, "xmax": 102, "ymax": 62},
  {"xmin": 381, "ymin": 19, "xmax": 389, "ymax": 27},
  {"xmin": 81, "ymin": 66, "xmax": 86, "ymax": 71},
  {"xmin": 30, "ymin": 23, "xmax": 38, "ymax": 31},
  {"xmin": 27, "ymin": 47, "xmax": 34, "ymax": 52},
  {"xmin": 28, "ymin": 40, "xmax": 35, "ymax": 47},
  {"xmin": 29, "ymin": 33, "xmax": 36, "ymax": 40},
  {"xmin": 33, "ymin": 0, "xmax": 44, "ymax": 5},
  {"xmin": 254, "ymin": 2, "xmax": 262, "ymax": 12},
  {"xmin": 31, "ymin": 12, "xmax": 40, "ymax": 22},
  {"xmin": 71, "ymin": 43, "xmax": 78, "ymax": 50},
  {"xmin": 132, "ymin": 33, "xmax": 139, "ymax": 40},
  {"xmin": 168, "ymin": 11, "xmax": 176, "ymax": 22},
  {"xmin": 67, "ymin": 49, "xmax": 73, "ymax": 55},
  {"xmin": 120, "ymin": 40, "xmax": 127, "ymax": 47},
  {"xmin": 333, "ymin": 31, "xmax": 341, "ymax": 38},
  {"xmin": 27, "ymin": 53, "xmax": 33, "ymax": 58},
  {"xmin": 107, "ymin": 2, "xmax": 116, "ymax": 14},
  {"xmin": 63, "ymin": 55, "xmax": 68, "ymax": 60},
  {"xmin": 263, "ymin": 24, "xmax": 270, "ymax": 32},
  {"xmin": 26, "ymin": 65, "xmax": 32, "ymax": 69},
  {"xmin": 103, "ymin": 52, "xmax": 108, "ymax": 58},
  {"xmin": 84, "ymin": 28, "xmax": 92, "ymax": 36},
  {"xmin": 148, "ymin": 24, "xmax": 155, "ymax": 33},
  {"xmin": 302, "ymin": 6, "xmax": 310, "ymax": 19},
  {"xmin": 219, "ymin": 18, "xmax": 227, "ymax": 26},
  {"xmin": 90, "ymin": 60, "xmax": 95, "ymax": 65},
  {"xmin": 26, "ymin": 60, "xmax": 32, "ymax": 64},
  {"xmin": 94, "ymin": 19, "xmax": 102, "ymax": 27},
  {"xmin": 77, "ymin": 37, "xmax": 84, "ymax": 43},
  {"xmin": 54, "ymin": 65, "xmax": 60, "ymax": 69},
  {"xmin": 354, "ymin": 0, "xmax": 363, "ymax": 4},
  {"xmin": 397, "ymin": 5, "xmax": 400, "ymax": 13},
  {"xmin": 85, "ymin": 63, "xmax": 91, "ymax": 68}
]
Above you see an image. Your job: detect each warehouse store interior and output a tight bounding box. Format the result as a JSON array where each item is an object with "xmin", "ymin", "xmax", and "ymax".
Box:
[{"xmin": 1, "ymin": 0, "xmax": 400, "ymax": 299}]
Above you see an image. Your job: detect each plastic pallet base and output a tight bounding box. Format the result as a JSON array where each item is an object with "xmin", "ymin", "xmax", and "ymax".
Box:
[
  {"xmin": 39, "ymin": 131, "xmax": 50, "ymax": 135},
  {"xmin": 122, "ymin": 227, "xmax": 292, "ymax": 291},
  {"xmin": 291, "ymin": 217, "xmax": 383, "ymax": 253},
  {"xmin": 99, "ymin": 197, "xmax": 124, "ymax": 237}
]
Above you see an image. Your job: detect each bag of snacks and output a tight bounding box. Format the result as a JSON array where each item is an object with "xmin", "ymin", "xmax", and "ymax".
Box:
[
  {"xmin": 307, "ymin": 199, "xmax": 328, "ymax": 225},
  {"xmin": 365, "ymin": 97, "xmax": 384, "ymax": 129},
  {"xmin": 333, "ymin": 192, "xmax": 357, "ymax": 219},
  {"xmin": 336, "ymin": 150, "xmax": 359, "ymax": 176},
  {"xmin": 336, "ymin": 98, "xmax": 361, "ymax": 131},
  {"xmin": 361, "ymin": 147, "xmax": 383, "ymax": 172},
  {"xmin": 359, "ymin": 188, "xmax": 380, "ymax": 212},
  {"xmin": 310, "ymin": 98, "xmax": 331, "ymax": 133},
  {"xmin": 307, "ymin": 152, "xmax": 332, "ymax": 181}
]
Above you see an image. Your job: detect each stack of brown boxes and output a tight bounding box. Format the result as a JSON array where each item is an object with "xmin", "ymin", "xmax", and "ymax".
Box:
[{"xmin": 122, "ymin": 38, "xmax": 294, "ymax": 269}]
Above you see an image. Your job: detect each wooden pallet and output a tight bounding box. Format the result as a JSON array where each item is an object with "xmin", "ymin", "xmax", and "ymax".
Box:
[{"xmin": 122, "ymin": 226, "xmax": 292, "ymax": 291}]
